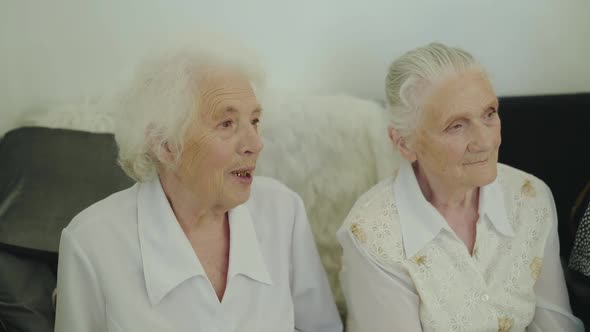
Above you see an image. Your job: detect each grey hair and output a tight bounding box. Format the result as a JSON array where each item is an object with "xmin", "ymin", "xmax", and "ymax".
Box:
[
  {"xmin": 385, "ymin": 42, "xmax": 486, "ymax": 139},
  {"xmin": 115, "ymin": 35, "xmax": 265, "ymax": 182}
]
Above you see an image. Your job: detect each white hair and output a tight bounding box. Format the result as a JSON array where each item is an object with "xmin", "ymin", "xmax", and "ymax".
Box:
[
  {"xmin": 115, "ymin": 34, "xmax": 265, "ymax": 182},
  {"xmin": 385, "ymin": 42, "xmax": 486, "ymax": 139}
]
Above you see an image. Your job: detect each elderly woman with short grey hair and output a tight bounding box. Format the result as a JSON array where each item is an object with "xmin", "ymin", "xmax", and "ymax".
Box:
[
  {"xmin": 54, "ymin": 38, "xmax": 342, "ymax": 332},
  {"xmin": 338, "ymin": 43, "xmax": 582, "ymax": 331}
]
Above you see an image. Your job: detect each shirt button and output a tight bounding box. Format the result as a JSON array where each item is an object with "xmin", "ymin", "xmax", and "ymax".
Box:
[{"xmin": 482, "ymin": 294, "xmax": 490, "ymax": 302}]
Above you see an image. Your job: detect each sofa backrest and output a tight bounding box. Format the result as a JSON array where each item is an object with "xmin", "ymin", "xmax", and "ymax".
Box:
[{"xmin": 498, "ymin": 93, "xmax": 590, "ymax": 258}]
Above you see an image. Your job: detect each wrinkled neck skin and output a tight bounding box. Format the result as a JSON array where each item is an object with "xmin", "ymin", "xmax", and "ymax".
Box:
[
  {"xmin": 159, "ymin": 168, "xmax": 228, "ymax": 233},
  {"xmin": 412, "ymin": 161, "xmax": 479, "ymax": 214}
]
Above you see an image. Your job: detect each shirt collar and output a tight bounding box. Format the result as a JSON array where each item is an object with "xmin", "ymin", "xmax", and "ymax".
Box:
[
  {"xmin": 393, "ymin": 160, "xmax": 513, "ymax": 259},
  {"xmin": 479, "ymin": 175, "xmax": 514, "ymax": 238},
  {"xmin": 137, "ymin": 178, "xmax": 272, "ymax": 306},
  {"xmin": 226, "ymin": 203, "xmax": 273, "ymax": 287}
]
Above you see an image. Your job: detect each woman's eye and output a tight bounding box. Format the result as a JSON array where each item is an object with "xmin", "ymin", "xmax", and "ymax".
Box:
[
  {"xmin": 251, "ymin": 118, "xmax": 260, "ymax": 126},
  {"xmin": 486, "ymin": 109, "xmax": 498, "ymax": 119},
  {"xmin": 448, "ymin": 123, "xmax": 463, "ymax": 131},
  {"xmin": 220, "ymin": 120, "xmax": 233, "ymax": 128}
]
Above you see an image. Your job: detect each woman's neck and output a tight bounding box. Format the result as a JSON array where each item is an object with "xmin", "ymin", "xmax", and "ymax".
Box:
[
  {"xmin": 413, "ymin": 163, "xmax": 480, "ymax": 254},
  {"xmin": 413, "ymin": 163, "xmax": 479, "ymax": 215},
  {"xmin": 158, "ymin": 170, "xmax": 227, "ymax": 232}
]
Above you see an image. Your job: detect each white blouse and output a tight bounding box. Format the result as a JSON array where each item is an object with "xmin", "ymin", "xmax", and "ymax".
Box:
[
  {"xmin": 338, "ymin": 161, "xmax": 583, "ymax": 332},
  {"xmin": 55, "ymin": 176, "xmax": 342, "ymax": 332}
]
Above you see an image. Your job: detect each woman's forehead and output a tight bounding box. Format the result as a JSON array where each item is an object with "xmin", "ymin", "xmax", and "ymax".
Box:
[
  {"xmin": 196, "ymin": 75, "xmax": 258, "ymax": 117},
  {"xmin": 209, "ymin": 104, "xmax": 262, "ymax": 120},
  {"xmin": 422, "ymin": 72, "xmax": 497, "ymax": 121}
]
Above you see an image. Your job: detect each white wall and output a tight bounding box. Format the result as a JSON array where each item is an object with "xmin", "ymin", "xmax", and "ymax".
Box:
[{"xmin": 1, "ymin": 0, "xmax": 589, "ymax": 130}]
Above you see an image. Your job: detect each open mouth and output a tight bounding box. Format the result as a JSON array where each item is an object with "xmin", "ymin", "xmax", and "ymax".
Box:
[
  {"xmin": 231, "ymin": 167, "xmax": 255, "ymax": 179},
  {"xmin": 232, "ymin": 170, "xmax": 251, "ymax": 177}
]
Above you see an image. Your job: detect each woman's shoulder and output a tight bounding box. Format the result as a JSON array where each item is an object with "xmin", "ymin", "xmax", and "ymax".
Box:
[
  {"xmin": 338, "ymin": 176, "xmax": 405, "ymax": 264},
  {"xmin": 496, "ymin": 163, "xmax": 556, "ymax": 240},
  {"xmin": 247, "ymin": 177, "xmax": 313, "ymax": 248},
  {"xmin": 64, "ymin": 183, "xmax": 139, "ymax": 240},
  {"xmin": 248, "ymin": 176, "xmax": 304, "ymax": 219},
  {"xmin": 347, "ymin": 176, "xmax": 397, "ymax": 217},
  {"xmin": 497, "ymin": 163, "xmax": 552, "ymax": 201}
]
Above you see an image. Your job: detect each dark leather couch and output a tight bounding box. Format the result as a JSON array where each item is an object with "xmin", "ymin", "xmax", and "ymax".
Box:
[{"xmin": 498, "ymin": 93, "xmax": 590, "ymax": 258}]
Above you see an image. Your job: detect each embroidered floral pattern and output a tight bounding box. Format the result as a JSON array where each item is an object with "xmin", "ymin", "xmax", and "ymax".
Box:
[
  {"xmin": 371, "ymin": 222, "xmax": 391, "ymax": 239},
  {"xmin": 498, "ymin": 316, "xmax": 514, "ymax": 332},
  {"xmin": 521, "ymin": 179, "xmax": 536, "ymax": 197},
  {"xmin": 350, "ymin": 223, "xmax": 366, "ymax": 243},
  {"xmin": 372, "ymin": 244, "xmax": 391, "ymax": 261},
  {"xmin": 530, "ymin": 257, "xmax": 543, "ymax": 280},
  {"xmin": 412, "ymin": 255, "xmax": 428, "ymax": 266},
  {"xmin": 450, "ymin": 314, "xmax": 470, "ymax": 332},
  {"xmin": 341, "ymin": 165, "xmax": 550, "ymax": 331},
  {"xmin": 464, "ymin": 290, "xmax": 483, "ymax": 310}
]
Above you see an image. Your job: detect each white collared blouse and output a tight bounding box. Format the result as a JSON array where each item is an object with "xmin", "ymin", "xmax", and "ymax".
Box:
[
  {"xmin": 55, "ymin": 176, "xmax": 342, "ymax": 332},
  {"xmin": 338, "ymin": 161, "xmax": 582, "ymax": 332}
]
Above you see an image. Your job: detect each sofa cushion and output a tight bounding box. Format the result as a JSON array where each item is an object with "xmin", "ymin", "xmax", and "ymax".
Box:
[
  {"xmin": 0, "ymin": 126, "xmax": 133, "ymax": 256},
  {"xmin": 0, "ymin": 250, "xmax": 56, "ymax": 332}
]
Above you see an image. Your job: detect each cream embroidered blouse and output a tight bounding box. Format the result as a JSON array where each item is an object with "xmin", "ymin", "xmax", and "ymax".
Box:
[{"xmin": 338, "ymin": 161, "xmax": 583, "ymax": 332}]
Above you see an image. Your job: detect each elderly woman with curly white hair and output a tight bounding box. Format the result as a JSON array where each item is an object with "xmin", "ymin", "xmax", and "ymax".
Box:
[
  {"xmin": 54, "ymin": 38, "xmax": 342, "ymax": 332},
  {"xmin": 337, "ymin": 43, "xmax": 583, "ymax": 331}
]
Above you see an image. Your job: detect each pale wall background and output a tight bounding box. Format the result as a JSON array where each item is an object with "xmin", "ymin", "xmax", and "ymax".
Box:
[{"xmin": 1, "ymin": 0, "xmax": 589, "ymax": 133}]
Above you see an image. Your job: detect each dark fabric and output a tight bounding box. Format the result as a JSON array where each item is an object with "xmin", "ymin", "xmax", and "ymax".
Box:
[
  {"xmin": 567, "ymin": 185, "xmax": 590, "ymax": 328},
  {"xmin": 566, "ymin": 269, "xmax": 590, "ymax": 329},
  {"xmin": 571, "ymin": 181, "xmax": 590, "ymax": 236},
  {"xmin": 0, "ymin": 127, "xmax": 134, "ymax": 257},
  {"xmin": 569, "ymin": 199, "xmax": 590, "ymax": 276},
  {"xmin": 498, "ymin": 93, "xmax": 590, "ymax": 258},
  {"xmin": 0, "ymin": 250, "xmax": 56, "ymax": 332}
]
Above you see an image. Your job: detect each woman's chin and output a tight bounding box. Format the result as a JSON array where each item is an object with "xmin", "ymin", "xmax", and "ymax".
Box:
[
  {"xmin": 471, "ymin": 165, "xmax": 498, "ymax": 187},
  {"xmin": 223, "ymin": 186, "xmax": 252, "ymax": 209}
]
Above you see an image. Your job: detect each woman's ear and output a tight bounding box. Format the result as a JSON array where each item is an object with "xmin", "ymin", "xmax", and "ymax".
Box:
[
  {"xmin": 160, "ymin": 141, "xmax": 178, "ymax": 165},
  {"xmin": 388, "ymin": 126, "xmax": 417, "ymax": 162},
  {"xmin": 144, "ymin": 123, "xmax": 175, "ymax": 164}
]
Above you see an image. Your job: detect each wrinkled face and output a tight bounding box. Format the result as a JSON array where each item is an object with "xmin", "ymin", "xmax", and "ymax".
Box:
[
  {"xmin": 175, "ymin": 69, "xmax": 263, "ymax": 210},
  {"xmin": 410, "ymin": 70, "xmax": 501, "ymax": 190}
]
